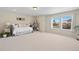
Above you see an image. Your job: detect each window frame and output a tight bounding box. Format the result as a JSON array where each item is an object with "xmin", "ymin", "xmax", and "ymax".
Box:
[
  {"xmin": 51, "ymin": 17, "xmax": 61, "ymax": 30},
  {"xmin": 50, "ymin": 15, "xmax": 73, "ymax": 31},
  {"xmin": 61, "ymin": 16, "xmax": 73, "ymax": 31}
]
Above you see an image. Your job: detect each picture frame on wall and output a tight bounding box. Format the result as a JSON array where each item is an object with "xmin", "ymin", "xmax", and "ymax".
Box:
[{"xmin": 16, "ymin": 17, "xmax": 25, "ymax": 21}]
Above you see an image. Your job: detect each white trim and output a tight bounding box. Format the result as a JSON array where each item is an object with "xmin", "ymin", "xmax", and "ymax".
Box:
[{"xmin": 51, "ymin": 19, "xmax": 53, "ymax": 29}]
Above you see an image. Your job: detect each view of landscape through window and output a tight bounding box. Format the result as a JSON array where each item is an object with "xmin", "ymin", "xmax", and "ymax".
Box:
[{"xmin": 50, "ymin": 16, "xmax": 73, "ymax": 30}]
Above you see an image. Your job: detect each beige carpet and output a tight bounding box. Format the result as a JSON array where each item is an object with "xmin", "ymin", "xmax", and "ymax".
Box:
[{"xmin": 0, "ymin": 32, "xmax": 79, "ymax": 51}]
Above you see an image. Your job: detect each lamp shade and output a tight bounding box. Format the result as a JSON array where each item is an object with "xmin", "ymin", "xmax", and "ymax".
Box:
[{"xmin": 33, "ymin": 7, "xmax": 39, "ymax": 10}]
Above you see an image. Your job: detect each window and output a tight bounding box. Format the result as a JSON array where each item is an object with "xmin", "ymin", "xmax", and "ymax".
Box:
[
  {"xmin": 62, "ymin": 16, "xmax": 73, "ymax": 30},
  {"xmin": 50, "ymin": 15, "xmax": 73, "ymax": 31},
  {"xmin": 51, "ymin": 17, "xmax": 61, "ymax": 29}
]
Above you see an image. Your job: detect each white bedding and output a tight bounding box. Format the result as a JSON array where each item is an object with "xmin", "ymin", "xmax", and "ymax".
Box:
[{"xmin": 13, "ymin": 27, "xmax": 33, "ymax": 36}]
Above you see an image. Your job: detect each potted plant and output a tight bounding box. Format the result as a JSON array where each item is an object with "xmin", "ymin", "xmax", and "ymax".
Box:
[
  {"xmin": 0, "ymin": 32, "xmax": 10, "ymax": 38},
  {"xmin": 74, "ymin": 25, "xmax": 79, "ymax": 40},
  {"xmin": 3, "ymin": 34, "xmax": 7, "ymax": 38}
]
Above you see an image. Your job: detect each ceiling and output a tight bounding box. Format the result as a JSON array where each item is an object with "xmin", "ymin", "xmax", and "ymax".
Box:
[{"xmin": 0, "ymin": 7, "xmax": 79, "ymax": 16}]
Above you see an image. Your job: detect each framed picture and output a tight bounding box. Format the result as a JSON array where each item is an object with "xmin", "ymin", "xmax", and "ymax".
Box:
[{"xmin": 16, "ymin": 17, "xmax": 25, "ymax": 21}]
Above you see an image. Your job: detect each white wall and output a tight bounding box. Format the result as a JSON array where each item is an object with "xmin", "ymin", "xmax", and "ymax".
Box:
[
  {"xmin": 0, "ymin": 11, "xmax": 34, "ymax": 32},
  {"xmin": 36, "ymin": 16, "xmax": 46, "ymax": 32}
]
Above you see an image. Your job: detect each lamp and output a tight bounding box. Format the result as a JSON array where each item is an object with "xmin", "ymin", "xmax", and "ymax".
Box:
[
  {"xmin": 4, "ymin": 22, "xmax": 11, "ymax": 33},
  {"xmin": 6, "ymin": 22, "xmax": 10, "ymax": 28},
  {"xmin": 33, "ymin": 7, "xmax": 39, "ymax": 10}
]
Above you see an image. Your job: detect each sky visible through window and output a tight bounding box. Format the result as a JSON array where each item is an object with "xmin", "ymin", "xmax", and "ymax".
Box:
[
  {"xmin": 62, "ymin": 16, "xmax": 72, "ymax": 22},
  {"xmin": 53, "ymin": 17, "xmax": 61, "ymax": 23}
]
